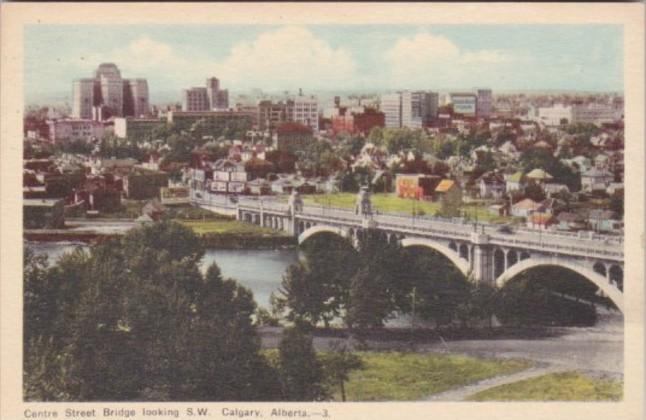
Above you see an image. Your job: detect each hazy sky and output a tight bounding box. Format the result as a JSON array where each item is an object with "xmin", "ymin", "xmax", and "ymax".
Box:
[{"xmin": 24, "ymin": 24, "xmax": 623, "ymax": 103}]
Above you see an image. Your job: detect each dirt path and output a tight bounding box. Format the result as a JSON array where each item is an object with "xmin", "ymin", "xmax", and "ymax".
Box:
[{"xmin": 425, "ymin": 364, "xmax": 564, "ymax": 401}]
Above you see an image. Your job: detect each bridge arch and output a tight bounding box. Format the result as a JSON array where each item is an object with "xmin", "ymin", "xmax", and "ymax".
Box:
[
  {"xmin": 400, "ymin": 237, "xmax": 470, "ymax": 278},
  {"xmin": 495, "ymin": 257, "xmax": 623, "ymax": 312},
  {"xmin": 298, "ymin": 224, "xmax": 349, "ymax": 245}
]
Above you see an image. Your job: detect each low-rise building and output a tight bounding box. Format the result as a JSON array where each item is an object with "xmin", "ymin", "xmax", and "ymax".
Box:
[
  {"xmin": 23, "ymin": 198, "xmax": 65, "ymax": 229},
  {"xmin": 581, "ymin": 168, "xmax": 614, "ymax": 192},
  {"xmin": 434, "ymin": 179, "xmax": 462, "ymax": 216},
  {"xmin": 588, "ymin": 209, "xmax": 622, "ymax": 233},
  {"xmin": 123, "ymin": 169, "xmax": 169, "ymax": 200},
  {"xmin": 511, "ymin": 198, "xmax": 540, "ymax": 218},
  {"xmin": 160, "ymin": 186, "xmax": 190, "ymax": 205},
  {"xmin": 477, "ymin": 171, "xmax": 506, "ymax": 199},
  {"xmin": 274, "ymin": 123, "xmax": 314, "ymax": 153},
  {"xmin": 505, "ymin": 171, "xmax": 525, "ymax": 193},
  {"xmin": 114, "ymin": 117, "xmax": 165, "ymax": 140},
  {"xmin": 331, "ymin": 107, "xmax": 385, "ymax": 135},
  {"xmin": 74, "ymin": 181, "xmax": 122, "ymax": 213},
  {"xmin": 247, "ymin": 179, "xmax": 271, "ymax": 195},
  {"xmin": 395, "ymin": 174, "xmax": 441, "ymax": 199},
  {"xmin": 47, "ymin": 119, "xmax": 106, "ymax": 143},
  {"xmin": 166, "ymin": 110, "xmax": 252, "ymax": 132},
  {"xmin": 556, "ymin": 212, "xmax": 587, "ymax": 231}
]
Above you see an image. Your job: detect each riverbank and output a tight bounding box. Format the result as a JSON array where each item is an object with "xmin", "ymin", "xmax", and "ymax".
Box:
[
  {"xmin": 25, "ymin": 217, "xmax": 298, "ymax": 249},
  {"xmin": 177, "ymin": 219, "xmax": 296, "ymax": 249},
  {"xmin": 258, "ymin": 312, "xmax": 623, "ymax": 401}
]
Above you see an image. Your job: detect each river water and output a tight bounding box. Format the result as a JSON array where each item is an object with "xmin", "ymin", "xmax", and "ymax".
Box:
[{"xmin": 26, "ymin": 241, "xmax": 298, "ymax": 309}]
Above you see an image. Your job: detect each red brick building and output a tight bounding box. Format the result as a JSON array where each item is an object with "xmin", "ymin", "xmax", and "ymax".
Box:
[{"xmin": 332, "ymin": 108, "xmax": 385, "ymax": 135}]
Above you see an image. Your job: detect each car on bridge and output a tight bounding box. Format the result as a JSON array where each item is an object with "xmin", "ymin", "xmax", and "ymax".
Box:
[{"xmin": 496, "ymin": 224, "xmax": 514, "ymax": 234}]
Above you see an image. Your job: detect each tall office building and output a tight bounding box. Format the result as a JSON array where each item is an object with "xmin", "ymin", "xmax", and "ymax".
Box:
[
  {"xmin": 123, "ymin": 79, "xmax": 150, "ymax": 118},
  {"xmin": 257, "ymin": 100, "xmax": 289, "ymax": 130},
  {"xmin": 206, "ymin": 77, "xmax": 229, "ymax": 110},
  {"xmin": 381, "ymin": 93, "xmax": 403, "ymax": 128},
  {"xmin": 182, "ymin": 87, "xmax": 210, "ymax": 111},
  {"xmin": 401, "ymin": 91, "xmax": 439, "ymax": 128},
  {"xmin": 290, "ymin": 95, "xmax": 319, "ymax": 132},
  {"xmin": 476, "ymin": 88, "xmax": 493, "ymax": 119},
  {"xmin": 182, "ymin": 77, "xmax": 230, "ymax": 111},
  {"xmin": 72, "ymin": 79, "xmax": 95, "ymax": 120},
  {"xmin": 72, "ymin": 63, "xmax": 149, "ymax": 120}
]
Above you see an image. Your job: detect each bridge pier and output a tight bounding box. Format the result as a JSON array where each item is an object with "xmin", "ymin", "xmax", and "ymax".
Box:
[{"xmin": 471, "ymin": 232, "xmax": 494, "ymax": 285}]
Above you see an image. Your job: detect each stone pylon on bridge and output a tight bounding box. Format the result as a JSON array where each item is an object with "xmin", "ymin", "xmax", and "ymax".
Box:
[{"xmin": 287, "ymin": 189, "xmax": 303, "ymax": 236}]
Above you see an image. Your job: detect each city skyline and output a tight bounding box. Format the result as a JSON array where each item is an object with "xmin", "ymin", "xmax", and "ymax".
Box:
[{"xmin": 25, "ymin": 24, "xmax": 623, "ymax": 104}]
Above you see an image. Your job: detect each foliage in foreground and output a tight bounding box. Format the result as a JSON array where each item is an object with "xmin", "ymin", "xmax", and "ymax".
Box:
[
  {"xmin": 24, "ymin": 222, "xmax": 284, "ymax": 401},
  {"xmin": 466, "ymin": 371, "xmax": 623, "ymax": 401}
]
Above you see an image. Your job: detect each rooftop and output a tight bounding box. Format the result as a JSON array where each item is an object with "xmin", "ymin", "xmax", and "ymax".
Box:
[{"xmin": 435, "ymin": 179, "xmax": 456, "ymax": 193}]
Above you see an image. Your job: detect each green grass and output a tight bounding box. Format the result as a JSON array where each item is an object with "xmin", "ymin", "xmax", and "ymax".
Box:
[
  {"xmin": 466, "ymin": 371, "xmax": 623, "ymax": 401},
  {"xmin": 302, "ymin": 193, "xmax": 516, "ymax": 223},
  {"xmin": 176, "ymin": 219, "xmax": 287, "ymax": 236},
  {"xmin": 340, "ymin": 352, "xmax": 531, "ymax": 401}
]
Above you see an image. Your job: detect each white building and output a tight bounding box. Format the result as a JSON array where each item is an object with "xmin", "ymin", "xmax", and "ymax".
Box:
[
  {"xmin": 291, "ymin": 96, "xmax": 319, "ymax": 132},
  {"xmin": 537, "ymin": 105, "xmax": 573, "ymax": 126},
  {"xmin": 571, "ymin": 104, "xmax": 620, "ymax": 126},
  {"xmin": 381, "ymin": 93, "xmax": 402, "ymax": 128},
  {"xmin": 450, "ymin": 93, "xmax": 477, "ymax": 117},
  {"xmin": 46, "ymin": 119, "xmax": 106, "ymax": 143},
  {"xmin": 581, "ymin": 168, "xmax": 614, "ymax": 192}
]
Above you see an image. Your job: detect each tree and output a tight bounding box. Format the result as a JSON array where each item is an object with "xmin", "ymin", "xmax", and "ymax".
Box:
[
  {"xmin": 24, "ymin": 222, "xmax": 284, "ymax": 401},
  {"xmin": 278, "ymin": 327, "xmax": 326, "ymax": 401},
  {"xmin": 399, "ymin": 247, "xmax": 470, "ymax": 327},
  {"xmin": 320, "ymin": 342, "xmax": 363, "ymax": 401},
  {"xmin": 523, "ymin": 182, "xmax": 546, "ymax": 202},
  {"xmin": 520, "ymin": 148, "xmax": 580, "ymax": 192},
  {"xmin": 495, "ymin": 271, "xmax": 598, "ymax": 327},
  {"xmin": 190, "ymin": 265, "xmax": 282, "ymax": 401},
  {"xmin": 456, "ymin": 283, "xmax": 499, "ymax": 328},
  {"xmin": 346, "ymin": 230, "xmax": 407, "ymax": 329},
  {"xmin": 274, "ymin": 233, "xmax": 356, "ymax": 327}
]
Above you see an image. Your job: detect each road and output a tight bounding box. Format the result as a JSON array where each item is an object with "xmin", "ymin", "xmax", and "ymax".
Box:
[
  {"xmin": 259, "ymin": 310, "xmax": 623, "ymax": 400},
  {"xmin": 419, "ymin": 310, "xmax": 623, "ymax": 377}
]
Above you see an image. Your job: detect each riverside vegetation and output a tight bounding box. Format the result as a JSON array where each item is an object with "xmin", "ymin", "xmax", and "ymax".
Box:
[{"xmin": 25, "ymin": 221, "xmax": 618, "ymax": 401}]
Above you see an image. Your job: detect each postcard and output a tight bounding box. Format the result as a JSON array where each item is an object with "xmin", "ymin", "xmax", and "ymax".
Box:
[{"xmin": 1, "ymin": 2, "xmax": 644, "ymax": 420}]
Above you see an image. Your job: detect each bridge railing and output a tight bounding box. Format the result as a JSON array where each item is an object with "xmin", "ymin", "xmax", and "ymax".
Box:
[
  {"xmin": 487, "ymin": 233, "xmax": 623, "ymax": 260},
  {"xmin": 300, "ymin": 205, "xmax": 363, "ymax": 223},
  {"xmin": 190, "ymin": 190, "xmax": 624, "ymax": 259}
]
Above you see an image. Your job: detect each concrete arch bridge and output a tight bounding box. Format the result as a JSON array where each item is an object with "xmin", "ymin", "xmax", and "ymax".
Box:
[{"xmin": 193, "ymin": 189, "xmax": 624, "ymax": 312}]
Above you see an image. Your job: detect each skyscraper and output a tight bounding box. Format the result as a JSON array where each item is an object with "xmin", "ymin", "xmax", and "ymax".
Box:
[
  {"xmin": 476, "ymin": 88, "xmax": 493, "ymax": 119},
  {"xmin": 381, "ymin": 93, "xmax": 402, "ymax": 128},
  {"xmin": 182, "ymin": 77, "xmax": 229, "ymax": 111},
  {"xmin": 290, "ymin": 95, "xmax": 319, "ymax": 132},
  {"xmin": 401, "ymin": 91, "xmax": 439, "ymax": 128},
  {"xmin": 182, "ymin": 87, "xmax": 210, "ymax": 111},
  {"xmin": 72, "ymin": 63, "xmax": 149, "ymax": 120},
  {"xmin": 72, "ymin": 79, "xmax": 95, "ymax": 120}
]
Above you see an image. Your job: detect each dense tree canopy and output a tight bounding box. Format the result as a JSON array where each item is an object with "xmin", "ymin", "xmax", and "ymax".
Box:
[{"xmin": 24, "ymin": 222, "xmax": 282, "ymax": 401}]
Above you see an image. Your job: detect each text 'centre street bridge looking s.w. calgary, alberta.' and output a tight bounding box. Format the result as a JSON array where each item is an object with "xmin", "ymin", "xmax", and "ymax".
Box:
[{"xmin": 192, "ymin": 187, "xmax": 624, "ymax": 312}]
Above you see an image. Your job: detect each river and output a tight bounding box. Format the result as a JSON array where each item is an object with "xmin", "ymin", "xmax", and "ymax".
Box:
[{"xmin": 26, "ymin": 241, "xmax": 299, "ymax": 309}]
